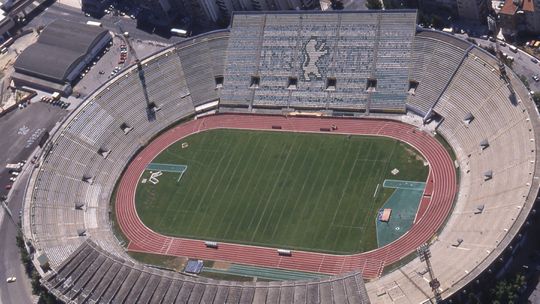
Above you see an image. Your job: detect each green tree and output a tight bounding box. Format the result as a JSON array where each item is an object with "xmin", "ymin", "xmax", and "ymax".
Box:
[
  {"xmin": 331, "ymin": 0, "xmax": 344, "ymax": 10},
  {"xmin": 482, "ymin": 45, "xmax": 496, "ymax": 56},
  {"xmin": 430, "ymin": 15, "xmax": 443, "ymax": 29},
  {"xmin": 16, "ymin": 234, "xmax": 33, "ymax": 275},
  {"xmin": 467, "ymin": 292, "xmax": 481, "ymax": 304},
  {"xmin": 38, "ymin": 292, "xmax": 61, "ymax": 304},
  {"xmin": 365, "ymin": 0, "xmax": 382, "ymax": 9},
  {"xmin": 31, "ymin": 270, "xmax": 42, "ymax": 295},
  {"xmin": 532, "ymin": 92, "xmax": 540, "ymax": 104},
  {"xmin": 520, "ymin": 75, "xmax": 530, "ymax": 89},
  {"xmin": 382, "ymin": 0, "xmax": 396, "ymax": 8},
  {"xmin": 216, "ymin": 16, "xmax": 229, "ymax": 28},
  {"xmin": 490, "ymin": 274, "xmax": 526, "ymax": 304}
]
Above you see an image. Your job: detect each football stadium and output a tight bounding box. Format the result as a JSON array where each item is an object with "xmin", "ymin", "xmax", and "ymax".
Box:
[{"xmin": 22, "ymin": 10, "xmax": 540, "ymax": 304}]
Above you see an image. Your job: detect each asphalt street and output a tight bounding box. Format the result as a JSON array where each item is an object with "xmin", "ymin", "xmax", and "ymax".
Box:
[
  {"xmin": 0, "ymin": 168, "xmax": 34, "ymax": 304},
  {"xmin": 459, "ymin": 35, "xmax": 540, "ymax": 92},
  {"xmin": 0, "ymin": 102, "xmax": 67, "ymax": 304},
  {"xmin": 0, "ymin": 102, "xmax": 66, "ymax": 199}
]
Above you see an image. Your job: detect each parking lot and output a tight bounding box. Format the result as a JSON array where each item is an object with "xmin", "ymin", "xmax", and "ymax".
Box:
[{"xmin": 71, "ymin": 35, "xmax": 163, "ymax": 98}]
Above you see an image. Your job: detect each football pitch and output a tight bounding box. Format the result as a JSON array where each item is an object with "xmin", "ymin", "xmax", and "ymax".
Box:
[{"xmin": 135, "ymin": 129, "xmax": 428, "ymax": 254}]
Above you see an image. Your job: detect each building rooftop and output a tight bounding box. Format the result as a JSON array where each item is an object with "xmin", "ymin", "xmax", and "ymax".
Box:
[
  {"xmin": 500, "ymin": 0, "xmax": 534, "ymax": 15},
  {"xmin": 14, "ymin": 19, "xmax": 109, "ymax": 83}
]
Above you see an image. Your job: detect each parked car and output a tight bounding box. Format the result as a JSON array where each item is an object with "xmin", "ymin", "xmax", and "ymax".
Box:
[{"xmin": 6, "ymin": 277, "xmax": 16, "ymax": 283}]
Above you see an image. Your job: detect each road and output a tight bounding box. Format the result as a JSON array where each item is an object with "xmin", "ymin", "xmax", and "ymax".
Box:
[
  {"xmin": 0, "ymin": 102, "xmax": 67, "ymax": 304},
  {"xmin": 0, "ymin": 168, "xmax": 34, "ymax": 304},
  {"xmin": 0, "ymin": 102, "xmax": 66, "ymax": 199},
  {"xmin": 456, "ymin": 34, "xmax": 540, "ymax": 92}
]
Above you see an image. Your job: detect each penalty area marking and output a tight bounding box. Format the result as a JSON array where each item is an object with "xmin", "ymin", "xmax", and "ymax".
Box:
[
  {"xmin": 177, "ymin": 168, "xmax": 187, "ymax": 183},
  {"xmin": 373, "ymin": 183, "xmax": 380, "ymax": 198},
  {"xmin": 144, "ymin": 163, "xmax": 188, "ymax": 184},
  {"xmin": 146, "ymin": 163, "xmax": 187, "ymax": 173}
]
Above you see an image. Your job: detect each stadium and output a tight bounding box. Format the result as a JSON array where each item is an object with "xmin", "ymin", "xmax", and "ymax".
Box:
[{"xmin": 22, "ymin": 10, "xmax": 540, "ymax": 304}]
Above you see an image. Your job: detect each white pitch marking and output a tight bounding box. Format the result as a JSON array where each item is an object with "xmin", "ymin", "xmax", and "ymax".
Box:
[{"xmin": 373, "ymin": 183, "xmax": 380, "ymax": 198}]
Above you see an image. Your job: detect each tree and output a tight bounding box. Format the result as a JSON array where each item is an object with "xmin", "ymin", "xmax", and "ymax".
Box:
[
  {"xmin": 467, "ymin": 292, "xmax": 482, "ymax": 304},
  {"xmin": 331, "ymin": 0, "xmax": 344, "ymax": 10},
  {"xmin": 430, "ymin": 15, "xmax": 443, "ymax": 29},
  {"xmin": 532, "ymin": 92, "xmax": 540, "ymax": 104},
  {"xmin": 365, "ymin": 0, "xmax": 382, "ymax": 9},
  {"xmin": 520, "ymin": 75, "xmax": 530, "ymax": 89},
  {"xmin": 466, "ymin": 37, "xmax": 478, "ymax": 45},
  {"xmin": 490, "ymin": 274, "xmax": 527, "ymax": 304},
  {"xmin": 38, "ymin": 292, "xmax": 61, "ymax": 304},
  {"xmin": 382, "ymin": 0, "xmax": 396, "ymax": 8},
  {"xmin": 482, "ymin": 45, "xmax": 496, "ymax": 56}
]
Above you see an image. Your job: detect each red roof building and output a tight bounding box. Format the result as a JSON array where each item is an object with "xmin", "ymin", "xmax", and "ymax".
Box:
[{"xmin": 499, "ymin": 0, "xmax": 540, "ymax": 36}]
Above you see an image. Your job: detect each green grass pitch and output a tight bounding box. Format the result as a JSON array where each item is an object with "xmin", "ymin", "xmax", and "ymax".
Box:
[{"xmin": 135, "ymin": 129, "xmax": 428, "ymax": 254}]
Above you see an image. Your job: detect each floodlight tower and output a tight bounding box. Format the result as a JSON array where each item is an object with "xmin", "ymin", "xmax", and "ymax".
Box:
[
  {"xmin": 417, "ymin": 243, "xmax": 442, "ymax": 303},
  {"xmin": 488, "ymin": 15, "xmax": 516, "ymax": 103},
  {"xmin": 115, "ymin": 22, "xmax": 156, "ymax": 121},
  {"xmin": 1, "ymin": 199, "xmax": 21, "ymax": 233}
]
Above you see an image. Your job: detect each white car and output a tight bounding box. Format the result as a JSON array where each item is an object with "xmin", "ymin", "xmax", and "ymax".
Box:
[
  {"xmin": 6, "ymin": 277, "xmax": 16, "ymax": 283},
  {"xmin": 9, "ymin": 177, "xmax": 17, "ymax": 182}
]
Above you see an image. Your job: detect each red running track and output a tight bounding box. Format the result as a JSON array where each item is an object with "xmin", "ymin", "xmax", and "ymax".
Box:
[{"xmin": 115, "ymin": 114, "xmax": 456, "ymax": 279}]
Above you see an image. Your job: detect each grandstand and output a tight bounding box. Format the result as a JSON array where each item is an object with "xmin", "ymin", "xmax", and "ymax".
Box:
[
  {"xmin": 43, "ymin": 240, "xmax": 369, "ymax": 303},
  {"xmin": 405, "ymin": 31, "xmax": 470, "ymax": 116},
  {"xmin": 22, "ymin": 10, "xmax": 540, "ymax": 304},
  {"xmin": 220, "ymin": 11, "xmax": 417, "ymax": 113}
]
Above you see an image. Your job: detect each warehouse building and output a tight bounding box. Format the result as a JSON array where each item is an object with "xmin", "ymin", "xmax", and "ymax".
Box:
[{"xmin": 12, "ymin": 19, "xmax": 111, "ymax": 95}]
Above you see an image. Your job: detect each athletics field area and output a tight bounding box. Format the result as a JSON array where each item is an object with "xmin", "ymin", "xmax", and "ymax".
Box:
[{"xmin": 135, "ymin": 129, "xmax": 428, "ymax": 254}]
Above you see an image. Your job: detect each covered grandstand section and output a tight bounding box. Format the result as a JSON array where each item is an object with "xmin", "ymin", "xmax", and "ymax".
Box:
[
  {"xmin": 12, "ymin": 19, "xmax": 111, "ymax": 95},
  {"xmin": 42, "ymin": 239, "xmax": 370, "ymax": 304},
  {"xmin": 220, "ymin": 10, "xmax": 417, "ymax": 114}
]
